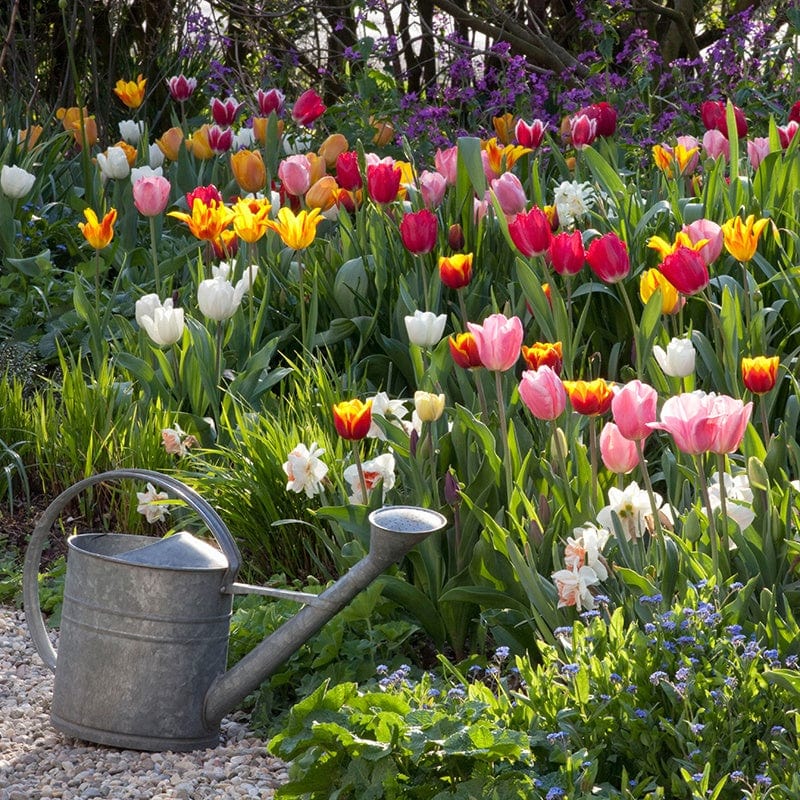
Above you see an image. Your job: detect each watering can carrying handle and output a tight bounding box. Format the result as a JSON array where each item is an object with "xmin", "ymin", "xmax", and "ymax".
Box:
[{"xmin": 22, "ymin": 468, "xmax": 242, "ymax": 672}]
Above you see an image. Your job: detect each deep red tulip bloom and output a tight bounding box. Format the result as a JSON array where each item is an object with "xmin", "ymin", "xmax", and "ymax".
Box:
[
  {"xmin": 548, "ymin": 230, "xmax": 585, "ymax": 276},
  {"xmin": 207, "ymin": 124, "xmax": 233, "ymax": 154},
  {"xmin": 515, "ymin": 118, "xmax": 547, "ymax": 148},
  {"xmin": 659, "ymin": 246, "xmax": 709, "ymax": 295},
  {"xmin": 332, "ymin": 399, "xmax": 372, "ymax": 440},
  {"xmin": 186, "ymin": 184, "xmax": 223, "ymax": 209},
  {"xmin": 741, "ymin": 355, "xmax": 779, "ymax": 395},
  {"xmin": 336, "ymin": 151, "xmax": 362, "ymax": 191},
  {"xmin": 779, "ymin": 121, "xmax": 799, "ymax": 148},
  {"xmin": 399, "ymin": 209, "xmax": 438, "ymax": 255},
  {"xmin": 366, "ymin": 158, "xmax": 402, "ymax": 204},
  {"xmin": 210, "ymin": 97, "xmax": 243, "ymax": 127},
  {"xmin": 292, "ymin": 89, "xmax": 326, "ymax": 126},
  {"xmin": 789, "ymin": 101, "xmax": 800, "ymax": 125},
  {"xmin": 449, "ymin": 332, "xmax": 483, "ymax": 369},
  {"xmin": 508, "ymin": 206, "xmax": 552, "ymax": 257},
  {"xmin": 166, "ymin": 74, "xmax": 197, "ymax": 103},
  {"xmin": 256, "ymin": 88, "xmax": 285, "ymax": 116},
  {"xmin": 586, "ymin": 232, "xmax": 630, "ymax": 283},
  {"xmin": 700, "ymin": 100, "xmax": 747, "ymax": 138},
  {"xmin": 578, "ymin": 102, "xmax": 617, "ymax": 137}
]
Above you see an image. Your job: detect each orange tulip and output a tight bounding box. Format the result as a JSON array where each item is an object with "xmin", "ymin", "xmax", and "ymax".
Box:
[
  {"xmin": 78, "ymin": 207, "xmax": 117, "ymax": 249},
  {"xmin": 186, "ymin": 125, "xmax": 214, "ymax": 160},
  {"xmin": 17, "ymin": 125, "xmax": 43, "ymax": 149},
  {"xmin": 318, "ymin": 133, "xmax": 349, "ymax": 168},
  {"xmin": 211, "ymin": 229, "xmax": 239, "ymax": 260},
  {"xmin": 56, "ymin": 106, "xmax": 98, "ymax": 149},
  {"xmin": 156, "ymin": 127, "xmax": 185, "ymax": 161},
  {"xmin": 492, "ymin": 112, "xmax": 515, "ymax": 145},
  {"xmin": 332, "ymin": 399, "xmax": 372, "ymax": 440},
  {"xmin": 252, "ymin": 116, "xmax": 285, "ymax": 145},
  {"xmin": 521, "ymin": 341, "xmax": 563, "ymax": 374},
  {"xmin": 741, "ymin": 355, "xmax": 779, "ymax": 394},
  {"xmin": 114, "ymin": 74, "xmax": 147, "ymax": 109},
  {"xmin": 114, "ymin": 140, "xmax": 138, "ymax": 167},
  {"xmin": 230, "ymin": 149, "xmax": 267, "ymax": 194},
  {"xmin": 168, "ymin": 199, "xmax": 234, "ymax": 241},
  {"xmin": 563, "ymin": 379, "xmax": 614, "ymax": 416},
  {"xmin": 483, "ymin": 137, "xmax": 531, "ymax": 175},
  {"xmin": 371, "ymin": 117, "xmax": 395, "ymax": 147},
  {"xmin": 306, "ymin": 152, "xmax": 327, "ymax": 185},
  {"xmin": 306, "ymin": 176, "xmax": 340, "ymax": 211}
]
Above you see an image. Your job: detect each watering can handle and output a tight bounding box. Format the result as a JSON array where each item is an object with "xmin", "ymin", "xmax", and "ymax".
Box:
[{"xmin": 22, "ymin": 468, "xmax": 242, "ymax": 672}]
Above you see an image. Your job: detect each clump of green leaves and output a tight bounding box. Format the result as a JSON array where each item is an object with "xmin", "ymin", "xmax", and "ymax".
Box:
[{"xmin": 269, "ymin": 588, "xmax": 800, "ymax": 800}]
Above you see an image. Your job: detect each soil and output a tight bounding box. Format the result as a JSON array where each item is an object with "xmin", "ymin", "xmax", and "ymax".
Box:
[{"xmin": 0, "ymin": 492, "xmax": 65, "ymax": 567}]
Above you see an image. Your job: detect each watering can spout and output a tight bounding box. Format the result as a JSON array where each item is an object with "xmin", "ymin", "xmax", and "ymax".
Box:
[{"xmin": 202, "ymin": 505, "xmax": 447, "ymax": 726}]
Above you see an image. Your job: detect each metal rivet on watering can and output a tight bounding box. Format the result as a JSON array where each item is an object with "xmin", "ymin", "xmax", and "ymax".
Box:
[{"xmin": 23, "ymin": 470, "xmax": 447, "ymax": 751}]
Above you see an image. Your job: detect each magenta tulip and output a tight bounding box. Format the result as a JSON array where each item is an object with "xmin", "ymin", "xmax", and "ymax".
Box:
[
  {"xmin": 366, "ymin": 158, "xmax": 402, "ymax": 204},
  {"xmin": 291, "ymin": 89, "xmax": 326, "ymax": 126},
  {"xmin": 492, "ymin": 172, "xmax": 527, "ymax": 217},
  {"xmin": 467, "ymin": 313, "xmax": 523, "ymax": 372},
  {"xmin": 336, "ymin": 151, "xmax": 362, "ymax": 191},
  {"xmin": 166, "ymin": 75, "xmax": 197, "ymax": 103},
  {"xmin": 210, "ymin": 96, "xmax": 243, "ymax": 127},
  {"xmin": 600, "ymin": 422, "xmax": 639, "ymax": 474},
  {"xmin": 612, "ymin": 380, "xmax": 658, "ymax": 441},
  {"xmin": 207, "ymin": 124, "xmax": 233, "ymax": 154},
  {"xmin": 508, "ymin": 206, "xmax": 552, "ymax": 257},
  {"xmin": 579, "ymin": 101, "xmax": 617, "ymax": 137},
  {"xmin": 659, "ymin": 247, "xmax": 709, "ymax": 296},
  {"xmin": 519, "ymin": 366, "xmax": 566, "ymax": 420},
  {"xmin": 778, "ymin": 121, "xmax": 799, "ymax": 149},
  {"xmin": 586, "ymin": 232, "xmax": 630, "ymax": 283},
  {"xmin": 399, "ymin": 209, "xmax": 438, "ymax": 255},
  {"xmin": 570, "ymin": 114, "xmax": 597, "ymax": 149},
  {"xmin": 133, "ymin": 175, "xmax": 171, "ymax": 217},
  {"xmin": 548, "ymin": 230, "xmax": 585, "ymax": 276}
]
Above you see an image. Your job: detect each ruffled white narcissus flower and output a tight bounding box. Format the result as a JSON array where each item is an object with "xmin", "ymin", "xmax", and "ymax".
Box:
[{"xmin": 283, "ymin": 442, "xmax": 328, "ymax": 498}]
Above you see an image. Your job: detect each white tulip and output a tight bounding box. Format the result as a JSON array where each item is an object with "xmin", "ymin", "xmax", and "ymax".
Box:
[
  {"xmin": 135, "ymin": 293, "xmax": 161, "ymax": 327},
  {"xmin": 653, "ymin": 337, "xmax": 696, "ymax": 378},
  {"xmin": 96, "ymin": 146, "xmax": 131, "ymax": 181},
  {"xmin": 1, "ymin": 164, "xmax": 36, "ymax": 199},
  {"xmin": 118, "ymin": 119, "xmax": 144, "ymax": 145},
  {"xmin": 197, "ymin": 264, "xmax": 258, "ymax": 322},
  {"xmin": 135, "ymin": 295, "xmax": 184, "ymax": 346},
  {"xmin": 404, "ymin": 309, "xmax": 447, "ymax": 348},
  {"xmin": 149, "ymin": 142, "xmax": 165, "ymax": 169}
]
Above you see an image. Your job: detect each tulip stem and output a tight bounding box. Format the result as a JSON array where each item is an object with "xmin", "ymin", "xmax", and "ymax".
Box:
[
  {"xmin": 715, "ymin": 453, "xmax": 731, "ymax": 556},
  {"xmin": 427, "ymin": 424, "xmax": 440, "ymax": 508},
  {"xmin": 495, "ymin": 370, "xmax": 513, "ymax": 509},
  {"xmin": 759, "ymin": 395, "xmax": 771, "ymax": 444},
  {"xmin": 352, "ymin": 442, "xmax": 369, "ymax": 504},
  {"xmin": 149, "ymin": 216, "xmax": 161, "ymax": 296},
  {"xmin": 694, "ymin": 453, "xmax": 721, "ymax": 586},
  {"xmin": 296, "ymin": 251, "xmax": 307, "ymax": 350},
  {"xmin": 589, "ymin": 417, "xmax": 599, "ymax": 511},
  {"xmin": 635, "ymin": 439, "xmax": 663, "ymax": 539},
  {"xmin": 617, "ymin": 281, "xmax": 642, "ymax": 378},
  {"xmin": 550, "ymin": 419, "xmax": 575, "ymax": 521},
  {"xmin": 214, "ymin": 320, "xmax": 224, "ymax": 390},
  {"xmin": 93, "ymin": 249, "xmax": 101, "ymax": 310}
]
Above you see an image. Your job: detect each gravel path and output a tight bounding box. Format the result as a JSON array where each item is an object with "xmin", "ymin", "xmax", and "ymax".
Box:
[{"xmin": 0, "ymin": 606, "xmax": 289, "ymax": 799}]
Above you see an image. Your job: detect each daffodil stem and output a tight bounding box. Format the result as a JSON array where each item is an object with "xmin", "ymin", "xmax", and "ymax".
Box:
[
  {"xmin": 352, "ymin": 442, "xmax": 368, "ymax": 504},
  {"xmin": 635, "ymin": 439, "xmax": 663, "ymax": 539},
  {"xmin": 495, "ymin": 370, "xmax": 513, "ymax": 508},
  {"xmin": 149, "ymin": 216, "xmax": 161, "ymax": 296}
]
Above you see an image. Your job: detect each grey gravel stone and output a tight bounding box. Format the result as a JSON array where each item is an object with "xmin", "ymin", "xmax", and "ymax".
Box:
[{"xmin": 0, "ymin": 607, "xmax": 289, "ymax": 799}]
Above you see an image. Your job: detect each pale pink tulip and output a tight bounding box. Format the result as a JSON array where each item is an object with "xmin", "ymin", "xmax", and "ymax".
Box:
[
  {"xmin": 467, "ymin": 313, "xmax": 523, "ymax": 372},
  {"xmin": 418, "ymin": 169, "xmax": 447, "ymax": 208},
  {"xmin": 702, "ymin": 129, "xmax": 730, "ymax": 161},
  {"xmin": 434, "ymin": 145, "xmax": 458, "ymax": 185},
  {"xmin": 519, "ymin": 366, "xmax": 566, "ymax": 420},
  {"xmin": 747, "ymin": 137, "xmax": 771, "ymax": 170},
  {"xmin": 611, "ymin": 380, "xmax": 658, "ymax": 441},
  {"xmin": 683, "ymin": 218, "xmax": 723, "ymax": 265},
  {"xmin": 132, "ymin": 175, "xmax": 171, "ymax": 217},
  {"xmin": 491, "ymin": 172, "xmax": 527, "ymax": 217},
  {"xmin": 278, "ymin": 154, "xmax": 312, "ymax": 196},
  {"xmin": 706, "ymin": 394, "xmax": 753, "ymax": 454},
  {"xmin": 600, "ymin": 422, "xmax": 639, "ymax": 474}
]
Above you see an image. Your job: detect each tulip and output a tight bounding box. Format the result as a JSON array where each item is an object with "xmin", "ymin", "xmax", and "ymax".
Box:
[
  {"xmin": 491, "ymin": 172, "xmax": 527, "ymax": 217},
  {"xmin": 521, "ymin": 341, "xmax": 562, "ymax": 374},
  {"xmin": 187, "ymin": 125, "xmax": 214, "ymax": 160},
  {"xmin": 747, "ymin": 137, "xmax": 771, "ymax": 170},
  {"xmin": 399, "ymin": 209, "xmax": 438, "ymax": 255},
  {"xmin": 230, "ymin": 148, "xmax": 267, "ymax": 194},
  {"xmin": 519, "ymin": 366, "xmax": 566, "ymax": 420},
  {"xmin": 0, "ymin": 164, "xmax": 35, "ymax": 199},
  {"xmin": 447, "ymin": 223, "xmax": 465, "ymax": 251},
  {"xmin": 118, "ymin": 119, "xmax": 144, "ymax": 145},
  {"xmin": 256, "ymin": 87, "xmax": 285, "ymax": 116},
  {"xmin": 371, "ymin": 117, "xmax": 395, "ymax": 146},
  {"xmin": 586, "ymin": 232, "xmax": 630, "ymax": 283},
  {"xmin": 418, "ymin": 170, "xmax": 447, "ymax": 208},
  {"xmin": 231, "ymin": 197, "xmax": 272, "ymax": 243},
  {"xmin": 306, "ymin": 176, "xmax": 340, "ymax": 211},
  {"xmin": 292, "ymin": 89, "xmax": 326, "ymax": 126},
  {"xmin": 57, "ymin": 106, "xmax": 98, "ymax": 149},
  {"xmin": 448, "ymin": 332, "xmax": 482, "ymax": 369},
  {"xmin": 515, "ymin": 118, "xmax": 547, "ymax": 148},
  {"xmin": 16, "ymin": 125, "xmax": 43, "ymax": 149},
  {"xmin": 187, "ymin": 184, "xmax": 223, "ymax": 208},
  {"xmin": 653, "ymin": 337, "xmax": 696, "ymax": 378},
  {"xmin": 702, "ymin": 129, "xmax": 729, "ymax": 161},
  {"xmin": 611, "ymin": 380, "xmax": 658, "ymax": 441},
  {"xmin": 700, "ymin": 99, "xmax": 747, "ymax": 138},
  {"xmin": 278, "ymin": 154, "xmax": 313, "ymax": 196},
  {"xmin": 492, "ymin": 112, "xmax": 515, "ymax": 144},
  {"xmin": 548, "ymin": 230, "xmax": 585, "ymax": 276},
  {"xmin": 168, "ymin": 198, "xmax": 234, "ymax": 242},
  {"xmin": 438, "ymin": 253, "xmax": 473, "ymax": 289},
  {"xmin": 264, "ymin": 206, "xmax": 324, "ymax": 250},
  {"xmin": 405, "ymin": 309, "xmax": 447, "ymax": 348},
  {"xmin": 114, "ymin": 74, "xmax": 147, "ymax": 109},
  {"xmin": 659, "ymin": 246, "xmax": 709, "ymax": 296},
  {"xmin": 252, "ymin": 116, "xmax": 285, "ymax": 145},
  {"xmin": 508, "ymin": 206, "xmax": 552, "ymax": 257},
  {"xmin": 600, "ymin": 422, "xmax": 639, "ymax": 474},
  {"xmin": 336, "ymin": 151, "xmax": 362, "ymax": 191},
  {"xmin": 135, "ymin": 295, "xmax": 184, "ymax": 346},
  {"xmin": 78, "ymin": 207, "xmax": 117, "ymax": 249},
  {"xmin": 332, "ymin": 398, "xmax": 372, "ymax": 440},
  {"xmin": 563, "ymin": 379, "xmax": 614, "ymax": 416},
  {"xmin": 579, "ymin": 101, "xmax": 617, "ymax": 137},
  {"xmin": 133, "ymin": 175, "xmax": 171, "ymax": 217},
  {"xmin": 778, "ymin": 121, "xmax": 799, "ymax": 149},
  {"xmin": 570, "ymin": 114, "xmax": 597, "ymax": 149},
  {"xmin": 707, "ymin": 394, "xmax": 753, "ymax": 454},
  {"xmin": 366, "ymin": 158, "xmax": 402, "ymax": 204},
  {"xmin": 318, "ymin": 133, "xmax": 348, "ymax": 168},
  {"xmin": 166, "ymin": 74, "xmax": 197, "ymax": 102},
  {"xmin": 197, "ymin": 262, "xmax": 257, "ymax": 322},
  {"xmin": 639, "ymin": 268, "xmax": 683, "ymax": 315},
  {"xmin": 132, "ymin": 164, "xmax": 163, "ymax": 184},
  {"xmin": 434, "ymin": 146, "xmax": 459, "ymax": 185},
  {"xmin": 721, "ymin": 214, "xmax": 770, "ymax": 261},
  {"xmin": 467, "ymin": 313, "xmax": 523, "ymax": 372},
  {"xmin": 211, "ymin": 96, "xmax": 244, "ymax": 127},
  {"xmin": 96, "ymin": 146, "xmax": 131, "ymax": 181},
  {"xmin": 156, "ymin": 127, "xmax": 185, "ymax": 161},
  {"xmin": 414, "ymin": 391, "xmax": 446, "ymax": 422},
  {"xmin": 741, "ymin": 355, "xmax": 779, "ymax": 394},
  {"xmin": 207, "ymin": 124, "xmax": 234, "ymax": 154},
  {"xmin": 682, "ymin": 218, "xmax": 723, "ymax": 265},
  {"xmin": 211, "ymin": 230, "xmax": 239, "ymax": 260}
]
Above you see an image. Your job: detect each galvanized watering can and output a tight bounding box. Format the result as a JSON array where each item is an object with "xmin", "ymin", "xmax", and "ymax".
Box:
[{"xmin": 23, "ymin": 468, "xmax": 447, "ymax": 751}]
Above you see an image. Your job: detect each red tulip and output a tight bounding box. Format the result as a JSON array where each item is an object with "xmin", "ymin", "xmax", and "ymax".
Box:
[
  {"xmin": 700, "ymin": 100, "xmax": 747, "ymax": 138},
  {"xmin": 779, "ymin": 121, "xmax": 799, "ymax": 149},
  {"xmin": 332, "ymin": 399, "xmax": 372, "ymax": 440},
  {"xmin": 586, "ymin": 232, "xmax": 630, "ymax": 283},
  {"xmin": 449, "ymin": 332, "xmax": 482, "ymax": 369},
  {"xmin": 789, "ymin": 101, "xmax": 800, "ymax": 125},
  {"xmin": 336, "ymin": 151, "xmax": 362, "ymax": 191},
  {"xmin": 508, "ymin": 206, "xmax": 552, "ymax": 257},
  {"xmin": 399, "ymin": 209, "xmax": 438, "ymax": 255},
  {"xmin": 439, "ymin": 253, "xmax": 473, "ymax": 289},
  {"xmin": 570, "ymin": 114, "xmax": 597, "ymax": 149},
  {"xmin": 578, "ymin": 102, "xmax": 617, "ymax": 137},
  {"xmin": 186, "ymin": 184, "xmax": 223, "ymax": 209},
  {"xmin": 366, "ymin": 158, "xmax": 402, "ymax": 204},
  {"xmin": 659, "ymin": 246, "xmax": 709, "ymax": 295},
  {"xmin": 292, "ymin": 89, "xmax": 326, "ymax": 126},
  {"xmin": 741, "ymin": 356, "xmax": 779, "ymax": 395},
  {"xmin": 548, "ymin": 230, "xmax": 585, "ymax": 276}
]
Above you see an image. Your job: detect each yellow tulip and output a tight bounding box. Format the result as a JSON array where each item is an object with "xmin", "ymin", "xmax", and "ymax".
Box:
[
  {"xmin": 639, "ymin": 268, "xmax": 682, "ymax": 315},
  {"xmin": 652, "ymin": 144, "xmax": 673, "ymax": 176},
  {"xmin": 414, "ymin": 391, "xmax": 446, "ymax": 423},
  {"xmin": 230, "ymin": 149, "xmax": 267, "ymax": 194},
  {"xmin": 78, "ymin": 207, "xmax": 117, "ymax": 249},
  {"xmin": 647, "ymin": 231, "xmax": 706, "ymax": 261},
  {"xmin": 721, "ymin": 214, "xmax": 770, "ymax": 262},
  {"xmin": 265, "ymin": 206, "xmax": 324, "ymax": 250},
  {"xmin": 114, "ymin": 74, "xmax": 147, "ymax": 109},
  {"xmin": 168, "ymin": 199, "xmax": 234, "ymax": 241},
  {"xmin": 231, "ymin": 197, "xmax": 272, "ymax": 243},
  {"xmin": 186, "ymin": 125, "xmax": 214, "ymax": 160}
]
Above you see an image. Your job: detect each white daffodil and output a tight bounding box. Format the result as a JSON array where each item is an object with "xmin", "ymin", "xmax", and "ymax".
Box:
[
  {"xmin": 344, "ymin": 452, "xmax": 396, "ymax": 503},
  {"xmin": 564, "ymin": 523, "xmax": 610, "ymax": 580},
  {"xmin": 597, "ymin": 482, "xmax": 660, "ymax": 541},
  {"xmin": 283, "ymin": 442, "xmax": 328, "ymax": 498},
  {"xmin": 135, "ymin": 482, "xmax": 170, "ymax": 523},
  {"xmin": 367, "ymin": 391, "xmax": 409, "ymax": 440},
  {"xmin": 552, "ymin": 180, "xmax": 596, "ymax": 227},
  {"xmin": 707, "ymin": 471, "xmax": 756, "ymax": 533},
  {"xmin": 551, "ymin": 564, "xmax": 600, "ymax": 611}
]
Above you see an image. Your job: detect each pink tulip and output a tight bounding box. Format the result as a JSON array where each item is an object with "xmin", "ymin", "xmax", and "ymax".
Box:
[
  {"xmin": 779, "ymin": 121, "xmax": 799, "ymax": 149},
  {"xmin": 612, "ymin": 380, "xmax": 658, "ymax": 441},
  {"xmin": 491, "ymin": 172, "xmax": 527, "ymax": 217},
  {"xmin": 600, "ymin": 422, "xmax": 639, "ymax": 474},
  {"xmin": 586, "ymin": 232, "xmax": 630, "ymax": 283},
  {"xmin": 682, "ymin": 219, "xmax": 723, "ymax": 265},
  {"xmin": 467, "ymin": 313, "xmax": 523, "ymax": 372},
  {"xmin": 278, "ymin": 154, "xmax": 312, "ymax": 196},
  {"xmin": 702, "ymin": 129, "xmax": 730, "ymax": 161},
  {"xmin": 515, "ymin": 118, "xmax": 547, "ymax": 148},
  {"xmin": 133, "ymin": 175, "xmax": 171, "ymax": 217},
  {"xmin": 418, "ymin": 170, "xmax": 447, "ymax": 208},
  {"xmin": 747, "ymin": 137, "xmax": 771, "ymax": 170},
  {"xmin": 706, "ymin": 394, "xmax": 753, "ymax": 454},
  {"xmin": 519, "ymin": 366, "xmax": 566, "ymax": 420},
  {"xmin": 434, "ymin": 146, "xmax": 458, "ymax": 185},
  {"xmin": 291, "ymin": 89, "xmax": 326, "ymax": 126},
  {"xmin": 508, "ymin": 206, "xmax": 552, "ymax": 257}
]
